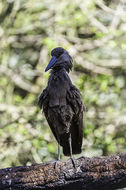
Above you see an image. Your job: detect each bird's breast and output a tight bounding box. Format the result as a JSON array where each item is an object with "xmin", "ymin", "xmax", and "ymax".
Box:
[{"xmin": 48, "ymin": 75, "xmax": 69, "ymax": 107}]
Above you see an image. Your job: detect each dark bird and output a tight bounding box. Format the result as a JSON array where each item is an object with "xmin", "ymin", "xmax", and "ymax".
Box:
[{"xmin": 38, "ymin": 47, "xmax": 85, "ymax": 166}]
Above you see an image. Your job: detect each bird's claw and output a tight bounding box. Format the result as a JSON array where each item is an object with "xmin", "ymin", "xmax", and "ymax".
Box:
[
  {"xmin": 54, "ymin": 160, "xmax": 61, "ymax": 169},
  {"xmin": 70, "ymin": 157, "xmax": 76, "ymax": 168}
]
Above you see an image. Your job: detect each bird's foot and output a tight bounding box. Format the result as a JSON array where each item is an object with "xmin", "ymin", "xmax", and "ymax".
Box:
[
  {"xmin": 54, "ymin": 159, "xmax": 61, "ymax": 169},
  {"xmin": 70, "ymin": 157, "xmax": 76, "ymax": 168}
]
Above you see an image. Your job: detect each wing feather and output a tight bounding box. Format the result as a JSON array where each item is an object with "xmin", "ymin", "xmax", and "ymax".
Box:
[
  {"xmin": 38, "ymin": 85, "xmax": 85, "ymax": 156},
  {"xmin": 38, "ymin": 88, "xmax": 60, "ymax": 142},
  {"xmin": 65, "ymin": 85, "xmax": 85, "ymax": 155}
]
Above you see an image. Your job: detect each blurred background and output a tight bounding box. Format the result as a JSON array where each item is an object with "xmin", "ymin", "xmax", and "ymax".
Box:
[{"xmin": 0, "ymin": 0, "xmax": 126, "ymax": 169}]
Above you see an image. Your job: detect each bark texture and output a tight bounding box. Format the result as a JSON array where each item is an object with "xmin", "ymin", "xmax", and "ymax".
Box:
[{"xmin": 1, "ymin": 154, "xmax": 126, "ymax": 190}]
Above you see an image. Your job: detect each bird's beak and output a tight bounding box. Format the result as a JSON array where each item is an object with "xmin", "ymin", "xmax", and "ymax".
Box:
[{"xmin": 45, "ymin": 56, "xmax": 57, "ymax": 72}]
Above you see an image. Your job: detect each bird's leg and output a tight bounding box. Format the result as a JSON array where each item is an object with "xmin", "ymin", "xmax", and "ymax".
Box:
[
  {"xmin": 57, "ymin": 142, "xmax": 60, "ymax": 161},
  {"xmin": 69, "ymin": 133, "xmax": 76, "ymax": 168},
  {"xmin": 54, "ymin": 138, "xmax": 61, "ymax": 169}
]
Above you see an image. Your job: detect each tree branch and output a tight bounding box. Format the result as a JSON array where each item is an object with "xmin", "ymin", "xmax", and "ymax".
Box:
[
  {"xmin": 74, "ymin": 58, "xmax": 113, "ymax": 75},
  {"xmin": 0, "ymin": 65, "xmax": 39, "ymax": 94},
  {"xmin": 1, "ymin": 153, "xmax": 126, "ymax": 190}
]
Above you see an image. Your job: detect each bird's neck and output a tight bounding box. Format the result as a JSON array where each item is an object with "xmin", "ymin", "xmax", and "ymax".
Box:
[
  {"xmin": 49, "ymin": 67, "xmax": 72, "ymax": 85},
  {"xmin": 51, "ymin": 67, "xmax": 67, "ymax": 74}
]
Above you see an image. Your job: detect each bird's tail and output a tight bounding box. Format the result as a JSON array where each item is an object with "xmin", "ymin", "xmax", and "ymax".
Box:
[
  {"xmin": 62, "ymin": 142, "xmax": 82, "ymax": 156},
  {"xmin": 60, "ymin": 134, "xmax": 82, "ymax": 156}
]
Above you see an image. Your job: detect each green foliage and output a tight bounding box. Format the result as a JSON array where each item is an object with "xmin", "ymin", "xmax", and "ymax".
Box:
[{"xmin": 0, "ymin": 0, "xmax": 126, "ymax": 172}]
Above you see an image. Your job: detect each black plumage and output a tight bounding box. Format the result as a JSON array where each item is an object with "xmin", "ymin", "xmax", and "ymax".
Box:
[{"xmin": 38, "ymin": 47, "xmax": 85, "ymax": 161}]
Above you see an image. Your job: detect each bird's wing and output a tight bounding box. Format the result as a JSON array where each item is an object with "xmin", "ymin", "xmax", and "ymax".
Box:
[
  {"xmin": 38, "ymin": 88, "xmax": 59, "ymax": 142},
  {"xmin": 38, "ymin": 85, "xmax": 86, "ymax": 156},
  {"xmin": 64, "ymin": 85, "xmax": 85, "ymax": 155},
  {"xmin": 38, "ymin": 88, "xmax": 48, "ymax": 109},
  {"xmin": 67, "ymin": 85, "xmax": 86, "ymax": 114}
]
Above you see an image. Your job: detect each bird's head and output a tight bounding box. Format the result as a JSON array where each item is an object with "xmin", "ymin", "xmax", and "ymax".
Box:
[{"xmin": 45, "ymin": 47, "xmax": 73, "ymax": 73}]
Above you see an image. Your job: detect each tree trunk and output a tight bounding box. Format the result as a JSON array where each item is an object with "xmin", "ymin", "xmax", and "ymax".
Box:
[{"xmin": 1, "ymin": 154, "xmax": 126, "ymax": 190}]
